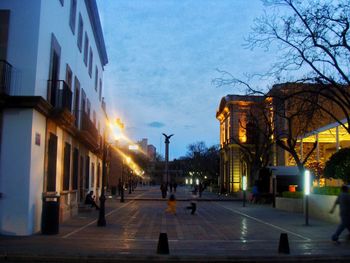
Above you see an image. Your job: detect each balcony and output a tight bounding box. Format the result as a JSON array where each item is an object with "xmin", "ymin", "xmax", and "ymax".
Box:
[
  {"xmin": 0, "ymin": 59, "xmax": 12, "ymax": 95},
  {"xmin": 47, "ymin": 80, "xmax": 72, "ymax": 111},
  {"xmin": 77, "ymin": 111, "xmax": 100, "ymax": 151},
  {"xmin": 102, "ymin": 97, "xmax": 106, "ymax": 113},
  {"xmin": 47, "ymin": 80, "xmax": 75, "ymax": 127}
]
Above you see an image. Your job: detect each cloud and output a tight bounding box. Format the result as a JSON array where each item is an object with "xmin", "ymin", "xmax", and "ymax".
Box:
[
  {"xmin": 98, "ymin": 0, "xmax": 268, "ymax": 158},
  {"xmin": 148, "ymin": 121, "xmax": 165, "ymax": 128}
]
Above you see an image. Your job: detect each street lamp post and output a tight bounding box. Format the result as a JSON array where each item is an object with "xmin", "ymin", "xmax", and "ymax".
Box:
[
  {"xmin": 242, "ymin": 175, "xmax": 247, "ymax": 207},
  {"xmin": 162, "ymin": 133, "xmax": 174, "ymax": 187},
  {"xmin": 129, "ymin": 170, "xmax": 132, "ymax": 194},
  {"xmin": 120, "ymin": 160, "xmax": 125, "ymax": 203},
  {"xmin": 97, "ymin": 140, "xmax": 108, "ymax": 227},
  {"xmin": 304, "ymin": 169, "xmax": 311, "ymax": 226}
]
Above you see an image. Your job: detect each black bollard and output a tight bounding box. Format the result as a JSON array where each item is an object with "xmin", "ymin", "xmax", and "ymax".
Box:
[
  {"xmin": 157, "ymin": 232, "xmax": 169, "ymax": 254},
  {"xmin": 278, "ymin": 233, "xmax": 290, "ymax": 254}
]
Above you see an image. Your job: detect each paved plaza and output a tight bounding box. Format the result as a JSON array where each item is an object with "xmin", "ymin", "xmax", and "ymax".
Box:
[{"xmin": 1, "ymin": 186, "xmax": 350, "ymax": 262}]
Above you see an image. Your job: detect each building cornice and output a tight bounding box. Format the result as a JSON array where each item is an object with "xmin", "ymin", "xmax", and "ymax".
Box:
[{"xmin": 3, "ymin": 96, "xmax": 51, "ymax": 116}]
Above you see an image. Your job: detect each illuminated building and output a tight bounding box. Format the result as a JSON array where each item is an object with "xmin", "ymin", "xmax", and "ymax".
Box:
[
  {"xmin": 217, "ymin": 83, "xmax": 350, "ymax": 193},
  {"xmin": 0, "ymin": 0, "xmax": 108, "ymax": 235},
  {"xmin": 216, "ymin": 95, "xmax": 265, "ymax": 193}
]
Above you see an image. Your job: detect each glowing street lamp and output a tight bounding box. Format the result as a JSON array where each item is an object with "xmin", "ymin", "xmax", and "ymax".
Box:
[
  {"xmin": 304, "ymin": 169, "xmax": 311, "ymax": 226},
  {"xmin": 98, "ymin": 117, "xmax": 126, "ymax": 226},
  {"xmin": 242, "ymin": 175, "xmax": 247, "ymax": 207},
  {"xmin": 97, "ymin": 138, "xmax": 108, "ymax": 227}
]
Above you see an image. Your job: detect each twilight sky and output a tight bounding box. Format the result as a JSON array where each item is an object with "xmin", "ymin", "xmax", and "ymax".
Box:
[{"xmin": 96, "ymin": 0, "xmax": 275, "ymax": 159}]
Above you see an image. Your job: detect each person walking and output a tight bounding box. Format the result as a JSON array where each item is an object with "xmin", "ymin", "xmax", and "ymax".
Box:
[
  {"xmin": 173, "ymin": 182, "xmax": 177, "ymax": 193},
  {"xmin": 199, "ymin": 182, "xmax": 204, "ymax": 197},
  {"xmin": 160, "ymin": 183, "xmax": 167, "ymax": 198},
  {"xmin": 330, "ymin": 185, "xmax": 350, "ymax": 243},
  {"xmin": 250, "ymin": 181, "xmax": 260, "ymax": 204}
]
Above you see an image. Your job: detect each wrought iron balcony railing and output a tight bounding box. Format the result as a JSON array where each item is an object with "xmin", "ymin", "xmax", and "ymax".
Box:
[
  {"xmin": 47, "ymin": 80, "xmax": 72, "ymax": 112},
  {"xmin": 81, "ymin": 111, "xmax": 99, "ymax": 143},
  {"xmin": 0, "ymin": 59, "xmax": 12, "ymax": 95}
]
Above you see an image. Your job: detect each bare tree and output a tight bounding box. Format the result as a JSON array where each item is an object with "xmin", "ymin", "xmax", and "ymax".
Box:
[
  {"xmin": 247, "ymin": 0, "xmax": 350, "ymax": 131},
  {"xmin": 214, "ymin": 0, "xmax": 350, "ymax": 175},
  {"xmin": 270, "ymin": 85, "xmax": 322, "ymax": 174},
  {"xmin": 180, "ymin": 142, "xmax": 220, "ymax": 185}
]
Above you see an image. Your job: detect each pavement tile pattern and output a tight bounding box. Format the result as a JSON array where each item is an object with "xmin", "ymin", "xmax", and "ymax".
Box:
[{"xmin": 1, "ymin": 186, "xmax": 350, "ymax": 262}]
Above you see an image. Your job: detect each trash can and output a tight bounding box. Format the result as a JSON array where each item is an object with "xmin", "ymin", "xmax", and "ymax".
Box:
[{"xmin": 41, "ymin": 195, "xmax": 60, "ymax": 235}]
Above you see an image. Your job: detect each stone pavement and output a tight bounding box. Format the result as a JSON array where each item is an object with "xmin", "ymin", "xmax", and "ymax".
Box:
[{"xmin": 1, "ymin": 186, "xmax": 350, "ymax": 262}]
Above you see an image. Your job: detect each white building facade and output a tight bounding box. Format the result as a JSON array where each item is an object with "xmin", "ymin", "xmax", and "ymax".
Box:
[{"xmin": 0, "ymin": 0, "xmax": 108, "ymax": 235}]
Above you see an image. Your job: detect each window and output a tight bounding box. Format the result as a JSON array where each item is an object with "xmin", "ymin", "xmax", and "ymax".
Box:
[
  {"xmin": 97, "ymin": 163, "xmax": 101, "ymax": 188},
  {"xmin": 77, "ymin": 14, "xmax": 83, "ymax": 52},
  {"xmin": 83, "ymin": 32, "xmax": 89, "ymax": 66},
  {"xmin": 48, "ymin": 34, "xmax": 61, "ymax": 107},
  {"xmin": 0, "ymin": 10, "xmax": 10, "ymax": 60},
  {"xmin": 79, "ymin": 155, "xmax": 84, "ymax": 200},
  {"xmin": 73, "ymin": 77, "xmax": 80, "ymax": 127},
  {"xmin": 99, "ymin": 79, "xmax": 102, "ymax": 101},
  {"xmin": 88, "ymin": 48, "xmax": 93, "ymax": 77},
  {"xmin": 63, "ymin": 142, "xmax": 71, "ymax": 191},
  {"xmin": 69, "ymin": 0, "xmax": 77, "ymax": 34},
  {"xmin": 65, "ymin": 64, "xmax": 72, "ymax": 89},
  {"xmin": 81, "ymin": 89, "xmax": 86, "ymax": 113},
  {"xmin": 47, "ymin": 133, "xmax": 58, "ymax": 192},
  {"xmin": 94, "ymin": 66, "xmax": 98, "ymax": 91},
  {"xmin": 85, "ymin": 156, "xmax": 90, "ymax": 189},
  {"xmin": 72, "ymin": 148, "xmax": 79, "ymax": 190},
  {"xmin": 91, "ymin": 163, "xmax": 95, "ymax": 188},
  {"xmin": 87, "ymin": 99, "xmax": 91, "ymax": 117}
]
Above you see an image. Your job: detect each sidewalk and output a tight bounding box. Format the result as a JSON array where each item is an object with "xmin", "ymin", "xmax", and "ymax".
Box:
[{"xmin": 0, "ymin": 186, "xmax": 350, "ymax": 262}]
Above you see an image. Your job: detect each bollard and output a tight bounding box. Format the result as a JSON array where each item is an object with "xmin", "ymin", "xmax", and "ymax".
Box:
[
  {"xmin": 278, "ymin": 233, "xmax": 290, "ymax": 254},
  {"xmin": 157, "ymin": 232, "xmax": 169, "ymax": 254}
]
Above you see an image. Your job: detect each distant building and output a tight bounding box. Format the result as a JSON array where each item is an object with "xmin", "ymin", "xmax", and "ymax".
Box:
[
  {"xmin": 147, "ymin": 144, "xmax": 156, "ymax": 161},
  {"xmin": 137, "ymin": 138, "xmax": 148, "ymax": 153},
  {"xmin": 0, "ymin": 0, "xmax": 108, "ymax": 235},
  {"xmin": 136, "ymin": 138, "xmax": 156, "ymax": 160},
  {"xmin": 216, "ymin": 95, "xmax": 264, "ymax": 193}
]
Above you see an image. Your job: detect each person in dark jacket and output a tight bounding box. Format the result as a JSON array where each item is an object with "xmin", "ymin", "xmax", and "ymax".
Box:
[
  {"xmin": 330, "ymin": 185, "xmax": 350, "ymax": 243},
  {"xmin": 85, "ymin": 191, "xmax": 99, "ymax": 210}
]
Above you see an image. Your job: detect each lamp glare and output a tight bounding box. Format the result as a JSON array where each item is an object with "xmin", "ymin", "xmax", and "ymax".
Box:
[{"xmin": 304, "ymin": 170, "xmax": 310, "ymax": 195}]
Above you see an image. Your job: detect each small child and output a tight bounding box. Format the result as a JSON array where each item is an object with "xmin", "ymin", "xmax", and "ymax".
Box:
[{"xmin": 166, "ymin": 194, "xmax": 176, "ymax": 215}]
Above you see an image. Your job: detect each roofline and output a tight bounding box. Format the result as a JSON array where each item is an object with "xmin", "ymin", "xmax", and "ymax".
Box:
[
  {"xmin": 299, "ymin": 118, "xmax": 348, "ymax": 139},
  {"xmin": 85, "ymin": 0, "xmax": 108, "ymax": 66}
]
